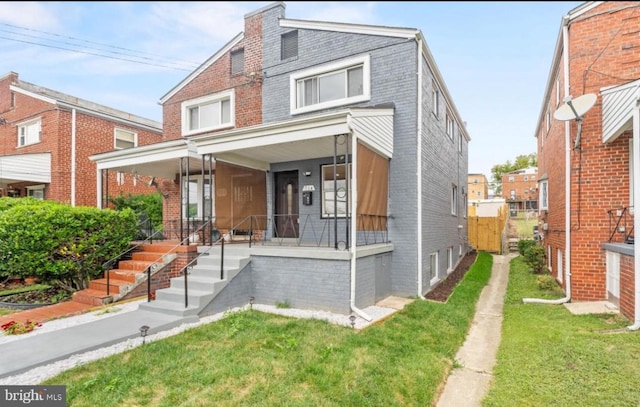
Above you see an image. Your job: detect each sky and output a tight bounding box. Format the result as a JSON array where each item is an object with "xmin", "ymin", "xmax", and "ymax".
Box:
[{"xmin": 0, "ymin": 1, "xmax": 584, "ymax": 180}]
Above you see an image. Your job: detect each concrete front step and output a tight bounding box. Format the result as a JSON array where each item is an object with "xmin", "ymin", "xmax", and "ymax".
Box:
[{"xmin": 138, "ymin": 299, "xmax": 201, "ymax": 317}]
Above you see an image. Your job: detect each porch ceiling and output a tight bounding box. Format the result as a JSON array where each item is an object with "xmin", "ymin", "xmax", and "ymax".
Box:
[{"xmin": 602, "ymin": 79, "xmax": 640, "ymax": 144}]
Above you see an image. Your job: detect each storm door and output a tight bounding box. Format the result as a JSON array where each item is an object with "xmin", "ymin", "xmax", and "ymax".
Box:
[{"xmin": 274, "ymin": 171, "xmax": 299, "ymax": 238}]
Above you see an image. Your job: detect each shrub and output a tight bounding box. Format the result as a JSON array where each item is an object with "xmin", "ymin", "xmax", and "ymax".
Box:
[
  {"xmin": 523, "ymin": 244, "xmax": 547, "ymax": 274},
  {"xmin": 517, "ymin": 239, "xmax": 537, "ymax": 257},
  {"xmin": 0, "ymin": 199, "xmax": 138, "ymax": 290},
  {"xmin": 536, "ymin": 274, "xmax": 558, "ymax": 291}
]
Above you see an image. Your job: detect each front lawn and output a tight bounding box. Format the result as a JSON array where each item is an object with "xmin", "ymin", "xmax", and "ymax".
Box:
[{"xmin": 42, "ymin": 253, "xmax": 493, "ymax": 406}]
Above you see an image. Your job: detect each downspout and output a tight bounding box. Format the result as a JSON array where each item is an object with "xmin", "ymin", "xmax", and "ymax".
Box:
[
  {"xmin": 416, "ymin": 36, "xmax": 426, "ymax": 300},
  {"xmin": 71, "ymin": 108, "xmax": 76, "ymax": 206},
  {"xmin": 525, "ymin": 16, "xmax": 572, "ymax": 304},
  {"xmin": 347, "ymin": 119, "xmax": 372, "ymax": 321},
  {"xmin": 628, "ymin": 89, "xmax": 640, "ymax": 330}
]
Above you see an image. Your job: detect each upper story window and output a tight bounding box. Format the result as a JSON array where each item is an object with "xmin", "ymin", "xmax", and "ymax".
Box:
[
  {"xmin": 281, "ymin": 30, "xmax": 298, "ymax": 60},
  {"xmin": 290, "ymin": 55, "xmax": 370, "ymax": 115},
  {"xmin": 432, "ymin": 80, "xmax": 439, "ymax": 116},
  {"xmin": 539, "ymin": 179, "xmax": 548, "ymax": 210},
  {"xmin": 546, "ymin": 107, "xmax": 551, "ymax": 132},
  {"xmin": 231, "ymin": 48, "xmax": 244, "ymax": 75},
  {"xmin": 114, "ymin": 128, "xmax": 137, "ymax": 150},
  {"xmin": 181, "ymin": 90, "xmax": 234, "ymax": 136},
  {"xmin": 508, "ymin": 176, "xmax": 515, "ymax": 182},
  {"xmin": 451, "ymin": 184, "xmax": 458, "ymax": 215},
  {"xmin": 446, "ymin": 112, "xmax": 454, "ymax": 141},
  {"xmin": 18, "ymin": 118, "xmax": 41, "ymax": 147},
  {"xmin": 458, "ymin": 132, "xmax": 463, "ymax": 153}
]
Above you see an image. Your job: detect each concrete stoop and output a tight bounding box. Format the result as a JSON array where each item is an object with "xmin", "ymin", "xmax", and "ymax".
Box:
[{"xmin": 138, "ymin": 246, "xmax": 250, "ymax": 317}]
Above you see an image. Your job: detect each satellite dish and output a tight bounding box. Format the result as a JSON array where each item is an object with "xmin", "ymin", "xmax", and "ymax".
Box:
[{"xmin": 553, "ymin": 93, "xmax": 597, "ymax": 121}]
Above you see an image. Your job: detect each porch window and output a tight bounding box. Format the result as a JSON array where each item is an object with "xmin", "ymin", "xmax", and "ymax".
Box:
[
  {"xmin": 18, "ymin": 118, "xmax": 41, "ymax": 147},
  {"xmin": 322, "ymin": 163, "xmax": 351, "ymax": 218},
  {"xmin": 290, "ymin": 55, "xmax": 370, "ymax": 115},
  {"xmin": 26, "ymin": 184, "xmax": 44, "ymax": 200},
  {"xmin": 182, "ymin": 90, "xmax": 234, "ymax": 136},
  {"xmin": 183, "ymin": 176, "xmax": 213, "ymax": 219},
  {"xmin": 114, "ymin": 128, "xmax": 137, "ymax": 150}
]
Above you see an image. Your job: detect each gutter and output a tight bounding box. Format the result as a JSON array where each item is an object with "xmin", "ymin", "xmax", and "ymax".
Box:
[
  {"xmin": 628, "ymin": 90, "xmax": 640, "ymax": 330},
  {"xmin": 71, "ymin": 108, "xmax": 76, "ymax": 207},
  {"xmin": 347, "ymin": 115, "xmax": 372, "ymax": 322},
  {"xmin": 416, "ymin": 37, "xmax": 426, "ymax": 300},
  {"xmin": 524, "ymin": 16, "xmax": 572, "ymax": 305}
]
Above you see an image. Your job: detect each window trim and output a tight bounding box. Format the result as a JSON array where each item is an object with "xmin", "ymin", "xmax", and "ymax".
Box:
[
  {"xmin": 181, "ymin": 89, "xmax": 235, "ymax": 136},
  {"xmin": 451, "ymin": 184, "xmax": 458, "ymax": 215},
  {"xmin": 539, "ymin": 179, "xmax": 548, "ymax": 210},
  {"xmin": 321, "ymin": 162, "xmax": 352, "ymax": 219},
  {"xmin": 114, "ymin": 128, "xmax": 138, "ymax": 150},
  {"xmin": 289, "ymin": 55, "xmax": 370, "ymax": 115},
  {"xmin": 17, "ymin": 118, "xmax": 41, "ymax": 147},
  {"xmin": 183, "ymin": 175, "xmax": 214, "ymax": 219},
  {"xmin": 26, "ymin": 184, "xmax": 45, "ymax": 200},
  {"xmin": 446, "ymin": 112, "xmax": 454, "ymax": 141},
  {"xmin": 429, "ymin": 252, "xmax": 439, "ymax": 285}
]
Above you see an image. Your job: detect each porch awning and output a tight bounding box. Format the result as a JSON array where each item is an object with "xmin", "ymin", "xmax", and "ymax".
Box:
[
  {"xmin": 0, "ymin": 153, "xmax": 51, "ymax": 185},
  {"xmin": 602, "ymin": 79, "xmax": 640, "ymax": 144}
]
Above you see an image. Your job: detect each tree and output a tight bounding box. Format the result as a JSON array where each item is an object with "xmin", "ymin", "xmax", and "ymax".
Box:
[{"xmin": 490, "ymin": 153, "xmax": 537, "ymax": 194}]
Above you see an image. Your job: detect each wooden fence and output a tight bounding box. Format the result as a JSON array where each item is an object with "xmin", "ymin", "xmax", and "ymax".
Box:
[{"xmin": 468, "ymin": 204, "xmax": 508, "ymax": 254}]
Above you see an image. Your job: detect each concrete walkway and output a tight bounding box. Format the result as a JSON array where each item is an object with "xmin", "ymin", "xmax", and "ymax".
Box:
[{"xmin": 435, "ymin": 253, "xmax": 515, "ymax": 407}]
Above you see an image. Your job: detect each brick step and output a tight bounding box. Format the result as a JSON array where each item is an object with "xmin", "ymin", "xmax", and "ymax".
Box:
[
  {"xmin": 117, "ymin": 260, "xmax": 155, "ymax": 271},
  {"xmin": 89, "ymin": 278, "xmax": 131, "ymax": 294},
  {"xmin": 106, "ymin": 268, "xmax": 148, "ymax": 283},
  {"xmin": 132, "ymin": 252, "xmax": 166, "ymax": 262},
  {"xmin": 72, "ymin": 289, "xmax": 113, "ymax": 306}
]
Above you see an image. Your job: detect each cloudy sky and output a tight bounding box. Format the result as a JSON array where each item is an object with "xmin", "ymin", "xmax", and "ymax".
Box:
[{"xmin": 0, "ymin": 1, "xmax": 583, "ymax": 179}]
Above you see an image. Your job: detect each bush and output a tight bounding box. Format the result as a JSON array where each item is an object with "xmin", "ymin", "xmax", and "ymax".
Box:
[
  {"xmin": 517, "ymin": 239, "xmax": 537, "ymax": 257},
  {"xmin": 0, "ymin": 199, "xmax": 138, "ymax": 290},
  {"xmin": 536, "ymin": 274, "xmax": 558, "ymax": 291},
  {"xmin": 523, "ymin": 244, "xmax": 547, "ymax": 274}
]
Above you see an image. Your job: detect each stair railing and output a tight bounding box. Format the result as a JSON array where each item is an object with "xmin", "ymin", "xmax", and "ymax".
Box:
[{"xmin": 607, "ymin": 206, "xmax": 635, "ymax": 243}]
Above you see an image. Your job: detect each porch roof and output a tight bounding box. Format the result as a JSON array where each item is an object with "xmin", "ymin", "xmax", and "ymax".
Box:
[
  {"xmin": 602, "ymin": 79, "xmax": 640, "ymax": 144},
  {"xmin": 90, "ymin": 107, "xmax": 394, "ymax": 175}
]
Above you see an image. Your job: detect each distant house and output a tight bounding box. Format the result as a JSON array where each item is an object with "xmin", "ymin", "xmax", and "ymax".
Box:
[
  {"xmin": 535, "ymin": 1, "xmax": 640, "ymax": 326},
  {"xmin": 0, "ymin": 72, "xmax": 162, "ymax": 206},
  {"xmin": 468, "ymin": 173, "xmax": 489, "ymax": 200},
  {"xmin": 91, "ymin": 1, "xmax": 471, "ymax": 317},
  {"xmin": 500, "ymin": 167, "xmax": 538, "ymax": 215}
]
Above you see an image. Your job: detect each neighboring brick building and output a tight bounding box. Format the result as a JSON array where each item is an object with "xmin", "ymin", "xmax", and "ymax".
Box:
[
  {"xmin": 92, "ymin": 1, "xmax": 470, "ymax": 315},
  {"xmin": 0, "ymin": 72, "xmax": 162, "ymax": 206},
  {"xmin": 468, "ymin": 173, "xmax": 489, "ymax": 200},
  {"xmin": 500, "ymin": 167, "xmax": 538, "ymax": 214},
  {"xmin": 535, "ymin": 1, "xmax": 640, "ymax": 325}
]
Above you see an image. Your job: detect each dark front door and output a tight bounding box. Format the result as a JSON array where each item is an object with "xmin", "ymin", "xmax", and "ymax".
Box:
[{"xmin": 274, "ymin": 170, "xmax": 299, "ymax": 238}]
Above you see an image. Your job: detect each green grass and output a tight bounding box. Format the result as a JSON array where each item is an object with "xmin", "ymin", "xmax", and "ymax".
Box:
[
  {"xmin": 483, "ymin": 256, "xmax": 640, "ymax": 407},
  {"xmin": 0, "ymin": 284, "xmax": 51, "ymax": 296},
  {"xmin": 42, "ymin": 253, "xmax": 494, "ymax": 407}
]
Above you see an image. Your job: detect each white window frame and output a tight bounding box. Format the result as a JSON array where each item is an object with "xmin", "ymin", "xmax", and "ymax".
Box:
[
  {"xmin": 432, "ymin": 80, "xmax": 439, "ymax": 116},
  {"xmin": 447, "ymin": 247, "xmax": 453, "ymax": 273},
  {"xmin": 17, "ymin": 118, "xmax": 41, "ymax": 147},
  {"xmin": 446, "ymin": 112, "xmax": 454, "ymax": 141},
  {"xmin": 290, "ymin": 55, "xmax": 370, "ymax": 115},
  {"xmin": 458, "ymin": 132, "xmax": 463, "ymax": 153},
  {"xmin": 451, "ymin": 184, "xmax": 458, "ymax": 215},
  {"xmin": 26, "ymin": 184, "xmax": 45, "ymax": 200},
  {"xmin": 429, "ymin": 252, "xmax": 439, "ymax": 285},
  {"xmin": 547, "ymin": 245, "xmax": 552, "ymax": 272},
  {"xmin": 321, "ymin": 163, "xmax": 352, "ymax": 218},
  {"xmin": 539, "ymin": 179, "xmax": 548, "ymax": 210},
  {"xmin": 114, "ymin": 128, "xmax": 138, "ymax": 150},
  {"xmin": 183, "ymin": 175, "xmax": 214, "ymax": 219},
  {"xmin": 181, "ymin": 89, "xmax": 235, "ymax": 136}
]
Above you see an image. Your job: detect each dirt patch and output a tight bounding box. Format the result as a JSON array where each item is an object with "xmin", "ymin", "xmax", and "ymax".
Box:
[{"xmin": 423, "ymin": 251, "xmax": 478, "ymax": 302}]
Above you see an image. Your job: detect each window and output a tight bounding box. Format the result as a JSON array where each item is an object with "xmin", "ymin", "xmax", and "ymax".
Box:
[
  {"xmin": 546, "ymin": 107, "xmax": 551, "ymax": 132},
  {"xmin": 508, "ymin": 176, "xmax": 515, "ymax": 182},
  {"xmin": 281, "ymin": 30, "xmax": 298, "ymax": 60},
  {"xmin": 524, "ymin": 175, "xmax": 529, "ymax": 181},
  {"xmin": 458, "ymin": 132, "xmax": 463, "ymax": 153},
  {"xmin": 432, "ymin": 80, "xmax": 439, "ymax": 116},
  {"xmin": 429, "ymin": 252, "xmax": 438, "ymax": 282},
  {"xmin": 476, "ymin": 191, "xmax": 481, "ymax": 197},
  {"xmin": 447, "ymin": 247, "xmax": 453, "ymax": 272},
  {"xmin": 26, "ymin": 184, "xmax": 44, "ymax": 200},
  {"xmin": 547, "ymin": 245, "xmax": 552, "ymax": 272},
  {"xmin": 473, "ymin": 178, "xmax": 478, "ymax": 184},
  {"xmin": 290, "ymin": 55, "xmax": 370, "ymax": 114},
  {"xmin": 446, "ymin": 112, "xmax": 454, "ymax": 140},
  {"xmin": 531, "ymin": 175, "xmax": 536, "ymax": 181},
  {"xmin": 451, "ymin": 184, "xmax": 457, "ymax": 215},
  {"xmin": 464, "ymin": 193, "xmax": 468, "ymax": 218},
  {"xmin": 183, "ymin": 176, "xmax": 213, "ymax": 219},
  {"xmin": 459, "ymin": 244, "xmax": 463, "ymax": 257},
  {"xmin": 539, "ymin": 179, "xmax": 548, "ymax": 210},
  {"xmin": 182, "ymin": 90, "xmax": 234, "ymax": 135},
  {"xmin": 114, "ymin": 128, "xmax": 137, "ymax": 149},
  {"xmin": 18, "ymin": 118, "xmax": 41, "ymax": 147},
  {"xmin": 322, "ymin": 163, "xmax": 351, "ymax": 218},
  {"xmin": 231, "ymin": 48, "xmax": 244, "ymax": 75}
]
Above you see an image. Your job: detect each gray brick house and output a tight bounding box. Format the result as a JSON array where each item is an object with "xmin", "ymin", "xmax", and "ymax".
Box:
[{"xmin": 91, "ymin": 2, "xmax": 470, "ymax": 319}]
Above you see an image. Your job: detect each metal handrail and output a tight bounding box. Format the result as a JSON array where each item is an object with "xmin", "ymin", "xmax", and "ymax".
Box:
[{"xmin": 607, "ymin": 206, "xmax": 635, "ymax": 243}]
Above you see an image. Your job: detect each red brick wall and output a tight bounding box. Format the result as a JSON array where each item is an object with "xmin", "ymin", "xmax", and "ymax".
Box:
[
  {"xmin": 620, "ymin": 254, "xmax": 635, "ymax": 320},
  {"xmin": 537, "ymin": 2, "xmax": 639, "ymax": 311},
  {"xmin": 500, "ymin": 172, "xmax": 538, "ymax": 203}
]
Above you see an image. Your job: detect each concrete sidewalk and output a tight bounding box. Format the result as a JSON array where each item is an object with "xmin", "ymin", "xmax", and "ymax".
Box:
[{"xmin": 435, "ymin": 253, "xmax": 515, "ymax": 407}]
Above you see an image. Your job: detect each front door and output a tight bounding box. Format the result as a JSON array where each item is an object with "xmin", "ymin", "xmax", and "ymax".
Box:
[{"xmin": 274, "ymin": 171, "xmax": 299, "ymax": 238}]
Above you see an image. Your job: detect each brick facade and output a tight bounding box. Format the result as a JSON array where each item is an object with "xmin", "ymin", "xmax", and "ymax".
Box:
[
  {"xmin": 537, "ymin": 2, "xmax": 639, "ymax": 320},
  {"xmin": 0, "ymin": 71, "xmax": 163, "ymax": 206}
]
